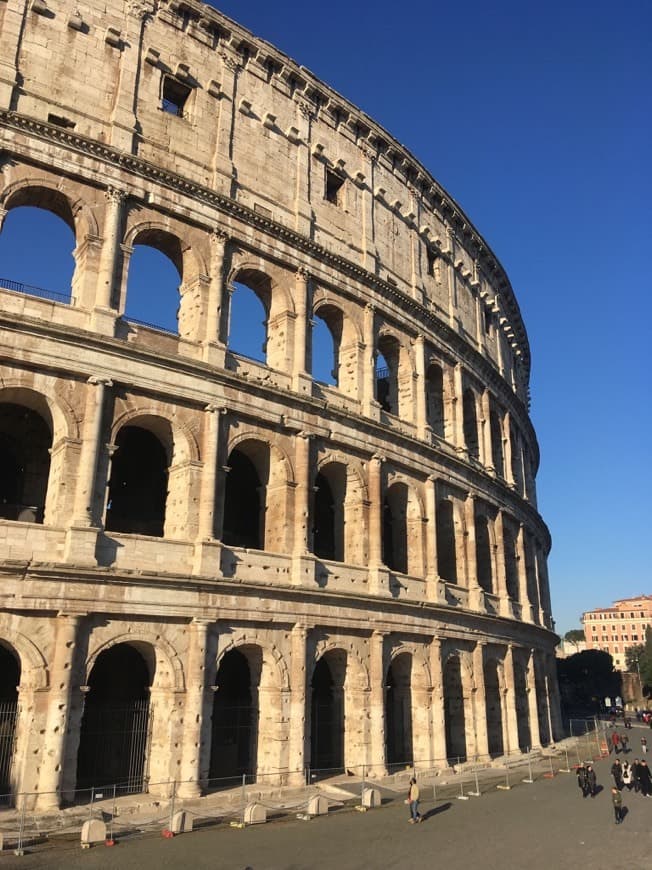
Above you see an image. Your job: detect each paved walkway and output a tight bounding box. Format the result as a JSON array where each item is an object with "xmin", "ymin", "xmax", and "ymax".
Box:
[{"xmin": 2, "ymin": 752, "xmax": 651, "ymax": 869}]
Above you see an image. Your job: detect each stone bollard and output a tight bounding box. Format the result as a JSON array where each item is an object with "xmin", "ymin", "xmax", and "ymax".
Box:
[
  {"xmin": 81, "ymin": 819, "xmax": 106, "ymax": 849},
  {"xmin": 307, "ymin": 795, "xmax": 329, "ymax": 816},
  {"xmin": 170, "ymin": 810, "xmax": 193, "ymax": 834},
  {"xmin": 361, "ymin": 787, "xmax": 381, "ymax": 809},
  {"xmin": 243, "ymin": 803, "xmax": 267, "ymax": 825}
]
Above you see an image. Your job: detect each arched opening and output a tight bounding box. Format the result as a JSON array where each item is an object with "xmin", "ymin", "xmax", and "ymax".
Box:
[
  {"xmin": 503, "ymin": 525, "xmax": 519, "ymax": 601},
  {"xmin": 209, "ymin": 648, "xmax": 258, "ymax": 785},
  {"xmin": 105, "ymin": 426, "xmax": 169, "ymax": 537},
  {"xmin": 0, "ymin": 203, "xmax": 75, "ymax": 303},
  {"xmin": 443, "ymin": 656, "xmax": 466, "ymax": 762},
  {"xmin": 385, "ymin": 653, "xmax": 413, "ymax": 771},
  {"xmin": 310, "ymin": 652, "xmax": 345, "ymax": 775},
  {"xmin": 227, "ymin": 271, "xmax": 271, "ymax": 364},
  {"xmin": 475, "ymin": 513, "xmax": 493, "ymax": 594},
  {"xmin": 313, "ymin": 464, "xmax": 347, "ymax": 562},
  {"xmin": 311, "ymin": 307, "xmax": 341, "ymax": 386},
  {"xmin": 222, "ymin": 444, "xmax": 267, "ymax": 549},
  {"xmin": 484, "ymin": 659, "xmax": 504, "ymax": 757},
  {"xmin": 376, "ymin": 335, "xmax": 402, "ymax": 416},
  {"xmin": 514, "ymin": 662, "xmax": 531, "ymax": 751},
  {"xmin": 0, "ymin": 645, "xmax": 20, "ymax": 800},
  {"xmin": 436, "ymin": 499, "xmax": 457, "ymax": 583},
  {"xmin": 510, "ymin": 422, "xmax": 524, "ymax": 494},
  {"xmin": 462, "ymin": 388, "xmax": 479, "ymax": 459},
  {"xmin": 425, "ymin": 363, "xmax": 445, "ymax": 438},
  {"xmin": 490, "ymin": 406, "xmax": 504, "ymax": 477},
  {"xmin": 0, "ymin": 403, "xmax": 52, "ymax": 523},
  {"xmin": 124, "ymin": 240, "xmax": 182, "ymax": 333},
  {"xmin": 383, "ymin": 483, "xmax": 408, "ymax": 574},
  {"xmin": 76, "ymin": 644, "xmax": 151, "ymax": 793}
]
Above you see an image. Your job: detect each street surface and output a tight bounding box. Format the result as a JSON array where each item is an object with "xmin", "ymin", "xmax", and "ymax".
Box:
[{"xmin": 2, "ymin": 751, "xmax": 651, "ymax": 869}]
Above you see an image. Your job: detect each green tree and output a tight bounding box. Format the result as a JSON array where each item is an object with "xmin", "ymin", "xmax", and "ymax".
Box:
[
  {"xmin": 625, "ymin": 643, "xmax": 645, "ymax": 673},
  {"xmin": 564, "ymin": 629, "xmax": 585, "ymax": 647},
  {"xmin": 556, "ymin": 649, "xmax": 621, "ymax": 713},
  {"xmin": 626, "ymin": 628, "xmax": 652, "ymax": 693}
]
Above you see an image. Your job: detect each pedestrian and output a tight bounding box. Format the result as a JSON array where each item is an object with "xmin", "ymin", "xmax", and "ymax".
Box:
[
  {"xmin": 586, "ymin": 764, "xmax": 597, "ymax": 798},
  {"xmin": 641, "ymin": 736, "xmax": 648, "ymax": 755},
  {"xmin": 631, "ymin": 758, "xmax": 641, "ymax": 793},
  {"xmin": 611, "ymin": 731, "xmax": 620, "ymax": 754},
  {"xmin": 407, "ymin": 776, "xmax": 421, "ymax": 823},
  {"xmin": 611, "ymin": 758, "xmax": 624, "ymax": 790},
  {"xmin": 638, "ymin": 759, "xmax": 652, "ymax": 797},
  {"xmin": 621, "ymin": 732, "xmax": 629, "ymax": 753},
  {"xmin": 576, "ymin": 763, "xmax": 589, "ymax": 798},
  {"xmin": 622, "ymin": 761, "xmax": 633, "ymax": 791},
  {"xmin": 611, "ymin": 787, "xmax": 624, "ymax": 824}
]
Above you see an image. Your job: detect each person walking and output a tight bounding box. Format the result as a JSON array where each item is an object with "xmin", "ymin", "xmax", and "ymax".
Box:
[
  {"xmin": 641, "ymin": 736, "xmax": 648, "ymax": 755},
  {"xmin": 611, "ymin": 731, "xmax": 620, "ymax": 754},
  {"xmin": 621, "ymin": 732, "xmax": 629, "ymax": 754},
  {"xmin": 611, "ymin": 758, "xmax": 624, "ymax": 790},
  {"xmin": 631, "ymin": 758, "xmax": 642, "ymax": 793},
  {"xmin": 638, "ymin": 759, "xmax": 652, "ymax": 797},
  {"xmin": 576, "ymin": 763, "xmax": 589, "ymax": 798},
  {"xmin": 586, "ymin": 764, "xmax": 598, "ymax": 798},
  {"xmin": 407, "ymin": 776, "xmax": 421, "ymax": 823},
  {"xmin": 622, "ymin": 761, "xmax": 633, "ymax": 791},
  {"xmin": 611, "ymin": 787, "xmax": 624, "ymax": 824}
]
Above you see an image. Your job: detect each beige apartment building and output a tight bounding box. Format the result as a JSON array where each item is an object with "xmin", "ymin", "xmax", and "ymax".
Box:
[
  {"xmin": 0, "ymin": 0, "xmax": 561, "ymax": 810},
  {"xmin": 583, "ymin": 596, "xmax": 652, "ymax": 671}
]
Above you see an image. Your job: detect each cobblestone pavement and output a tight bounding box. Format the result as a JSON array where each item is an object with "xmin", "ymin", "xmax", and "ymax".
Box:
[{"xmin": 2, "ymin": 753, "xmax": 651, "ymax": 870}]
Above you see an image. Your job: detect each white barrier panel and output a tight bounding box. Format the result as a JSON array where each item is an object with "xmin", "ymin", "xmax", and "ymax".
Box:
[
  {"xmin": 307, "ymin": 795, "xmax": 329, "ymax": 816},
  {"xmin": 170, "ymin": 810, "xmax": 194, "ymax": 834},
  {"xmin": 81, "ymin": 819, "xmax": 106, "ymax": 848}
]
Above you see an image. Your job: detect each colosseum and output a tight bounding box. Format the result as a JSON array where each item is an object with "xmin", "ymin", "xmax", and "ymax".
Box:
[{"xmin": 0, "ymin": 0, "xmax": 561, "ymax": 809}]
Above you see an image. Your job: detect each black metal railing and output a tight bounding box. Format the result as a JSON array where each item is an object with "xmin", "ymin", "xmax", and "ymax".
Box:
[
  {"xmin": 0, "ymin": 277, "xmax": 71, "ymax": 304},
  {"xmin": 123, "ymin": 314, "xmax": 177, "ymax": 335}
]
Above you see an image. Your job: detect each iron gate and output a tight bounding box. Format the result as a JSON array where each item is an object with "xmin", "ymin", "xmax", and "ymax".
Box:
[
  {"xmin": 0, "ymin": 701, "xmax": 19, "ymax": 801},
  {"xmin": 76, "ymin": 699, "xmax": 151, "ymax": 794}
]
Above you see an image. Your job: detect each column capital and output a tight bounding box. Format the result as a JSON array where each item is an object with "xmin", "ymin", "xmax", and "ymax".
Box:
[
  {"xmin": 371, "ymin": 452, "xmax": 385, "ymax": 465},
  {"xmin": 105, "ymin": 186, "xmax": 126, "ymax": 205},
  {"xmin": 204, "ymin": 403, "xmax": 227, "ymax": 415},
  {"xmin": 211, "ymin": 227, "xmax": 229, "ymax": 244},
  {"xmin": 296, "ymin": 266, "xmax": 310, "ymax": 281},
  {"xmin": 87, "ymin": 375, "xmax": 113, "ymax": 388}
]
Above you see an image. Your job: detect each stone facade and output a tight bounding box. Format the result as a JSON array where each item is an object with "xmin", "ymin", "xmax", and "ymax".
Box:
[
  {"xmin": 583, "ymin": 596, "xmax": 652, "ymax": 671},
  {"xmin": 0, "ymin": 0, "xmax": 561, "ymax": 809}
]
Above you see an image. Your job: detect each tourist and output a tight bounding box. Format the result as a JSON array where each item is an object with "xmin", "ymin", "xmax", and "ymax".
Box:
[
  {"xmin": 641, "ymin": 736, "xmax": 648, "ymax": 755},
  {"xmin": 638, "ymin": 759, "xmax": 652, "ymax": 797},
  {"xmin": 610, "ymin": 758, "xmax": 624, "ymax": 790},
  {"xmin": 622, "ymin": 761, "xmax": 633, "ymax": 791},
  {"xmin": 631, "ymin": 758, "xmax": 642, "ymax": 793},
  {"xmin": 611, "ymin": 786, "xmax": 624, "ymax": 824},
  {"xmin": 621, "ymin": 732, "xmax": 629, "ymax": 754},
  {"xmin": 611, "ymin": 731, "xmax": 620, "ymax": 754},
  {"xmin": 586, "ymin": 764, "xmax": 598, "ymax": 798},
  {"xmin": 407, "ymin": 776, "xmax": 421, "ymax": 823},
  {"xmin": 576, "ymin": 763, "xmax": 588, "ymax": 798}
]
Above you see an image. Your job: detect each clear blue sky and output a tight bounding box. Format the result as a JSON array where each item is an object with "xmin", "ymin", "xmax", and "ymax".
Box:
[{"xmin": 1, "ymin": 0, "xmax": 650, "ymax": 635}]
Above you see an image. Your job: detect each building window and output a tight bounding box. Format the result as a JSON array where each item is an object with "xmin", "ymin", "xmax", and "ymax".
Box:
[
  {"xmin": 325, "ymin": 168, "xmax": 345, "ymax": 205},
  {"xmin": 162, "ymin": 76, "xmax": 191, "ymax": 117}
]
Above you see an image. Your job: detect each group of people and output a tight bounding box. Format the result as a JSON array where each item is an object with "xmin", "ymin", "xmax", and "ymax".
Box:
[
  {"xmin": 609, "ymin": 730, "xmax": 647, "ymax": 755},
  {"xmin": 611, "ymin": 757, "xmax": 652, "ymax": 796}
]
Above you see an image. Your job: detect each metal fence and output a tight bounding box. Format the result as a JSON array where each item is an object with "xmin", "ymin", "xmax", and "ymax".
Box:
[{"xmin": 0, "ymin": 277, "xmax": 71, "ymax": 304}]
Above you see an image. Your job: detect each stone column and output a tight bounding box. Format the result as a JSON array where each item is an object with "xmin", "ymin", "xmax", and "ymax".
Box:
[
  {"xmin": 36, "ymin": 613, "xmax": 84, "ymax": 810},
  {"xmin": 526, "ymin": 649, "xmax": 542, "ymax": 750},
  {"xmin": 516, "ymin": 524, "xmax": 532, "ymax": 621},
  {"xmin": 292, "ymin": 432, "xmax": 315, "ymax": 586},
  {"xmin": 368, "ymin": 454, "xmax": 383, "ymax": 568},
  {"xmin": 472, "ymin": 642, "xmax": 490, "ymax": 761},
  {"xmin": 293, "ymin": 268, "xmax": 311, "ymax": 395},
  {"xmin": 503, "ymin": 644, "xmax": 521, "ymax": 756},
  {"xmin": 362, "ymin": 303, "xmax": 377, "ymax": 418},
  {"xmin": 358, "ymin": 142, "xmax": 377, "ymax": 273},
  {"xmin": 72, "ymin": 377, "xmax": 112, "ymax": 528},
  {"xmin": 465, "ymin": 493, "xmax": 483, "ymax": 609},
  {"xmin": 368, "ymin": 631, "xmax": 387, "ymax": 777},
  {"xmin": 480, "ymin": 390, "xmax": 493, "ymax": 471},
  {"xmin": 92, "ymin": 187, "xmax": 125, "ymax": 333},
  {"xmin": 178, "ymin": 619, "xmax": 212, "ymax": 798},
  {"xmin": 193, "ymin": 405, "xmax": 224, "ymax": 576},
  {"xmin": 211, "ymin": 50, "xmax": 242, "ymax": 190},
  {"xmin": 203, "ymin": 229, "xmax": 228, "ymax": 365},
  {"xmin": 453, "ymin": 364, "xmax": 465, "ymax": 451},
  {"xmin": 493, "ymin": 510, "xmax": 511, "ymax": 618},
  {"xmin": 414, "ymin": 334, "xmax": 428, "ymax": 438},
  {"xmin": 424, "ymin": 475, "xmax": 444, "ymax": 603},
  {"xmin": 429, "ymin": 639, "xmax": 447, "ymax": 764},
  {"xmin": 109, "ymin": 3, "xmax": 153, "ymax": 151},
  {"xmin": 288, "ymin": 624, "xmax": 308, "ymax": 784},
  {"xmin": 545, "ymin": 653, "xmax": 563, "ymax": 742},
  {"xmin": 503, "ymin": 411, "xmax": 515, "ymax": 486},
  {"xmin": 0, "ymin": 0, "xmax": 24, "ymax": 107}
]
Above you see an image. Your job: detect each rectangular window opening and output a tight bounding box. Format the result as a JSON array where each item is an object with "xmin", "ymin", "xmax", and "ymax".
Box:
[
  {"xmin": 162, "ymin": 76, "xmax": 191, "ymax": 118},
  {"xmin": 325, "ymin": 167, "xmax": 344, "ymax": 205}
]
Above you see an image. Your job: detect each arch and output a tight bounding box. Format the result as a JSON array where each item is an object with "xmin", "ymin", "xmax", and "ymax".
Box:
[
  {"xmin": 313, "ymin": 461, "xmax": 347, "ymax": 562},
  {"xmin": 76, "ymin": 643, "xmax": 152, "ymax": 792},
  {"xmin": 462, "ymin": 387, "xmax": 479, "ymax": 459},
  {"xmin": 513, "ymin": 657, "xmax": 531, "ymax": 751},
  {"xmin": 85, "ymin": 631, "xmax": 185, "ymax": 692},
  {"xmin": 425, "ymin": 362, "xmax": 445, "ymax": 438},
  {"xmin": 483, "ymin": 656, "xmax": 504, "ymax": 757},
  {"xmin": 443, "ymin": 654, "xmax": 467, "ymax": 762},
  {"xmin": 314, "ymin": 452, "xmax": 368, "ymax": 566},
  {"xmin": 310, "ymin": 306, "xmax": 339, "ymax": 386},
  {"xmin": 123, "ymin": 222, "xmax": 185, "ymax": 278},
  {"xmin": 0, "ymin": 177, "xmax": 98, "ymax": 238},
  {"xmin": 0, "ymin": 400, "xmax": 53, "ymax": 524},
  {"xmin": 310, "ymin": 650, "xmax": 345, "ymax": 774},
  {"xmin": 311, "ymin": 639, "xmax": 370, "ymax": 692},
  {"xmin": 384, "ymin": 652, "xmax": 413, "ymax": 769},
  {"xmin": 209, "ymin": 648, "xmax": 258, "ymax": 783},
  {"xmin": 0, "ymin": 383, "xmax": 77, "ymax": 443},
  {"xmin": 490, "ymin": 404, "xmax": 505, "ymax": 477},
  {"xmin": 0, "ymin": 644, "xmax": 20, "ymax": 799},
  {"xmin": 475, "ymin": 512, "xmax": 494, "ymax": 594},
  {"xmin": 503, "ymin": 522, "xmax": 520, "ymax": 601},
  {"xmin": 215, "ymin": 636, "xmax": 290, "ymax": 693},
  {"xmin": 436, "ymin": 498, "xmax": 457, "ymax": 583},
  {"xmin": 0, "ymin": 624, "xmax": 48, "ymax": 691}
]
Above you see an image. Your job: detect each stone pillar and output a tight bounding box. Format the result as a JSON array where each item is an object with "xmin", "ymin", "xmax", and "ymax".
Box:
[
  {"xmin": 516, "ymin": 524, "xmax": 532, "ymax": 621},
  {"xmin": 193, "ymin": 405, "xmax": 224, "ymax": 576},
  {"xmin": 178, "ymin": 619, "xmax": 212, "ymax": 798},
  {"xmin": 203, "ymin": 229, "xmax": 228, "ymax": 365},
  {"xmin": 452, "ymin": 364, "xmax": 465, "ymax": 451},
  {"xmin": 36, "ymin": 613, "xmax": 84, "ymax": 810},
  {"xmin": 503, "ymin": 645, "xmax": 521, "ymax": 755},
  {"xmin": 424, "ymin": 475, "xmax": 444, "ymax": 603},
  {"xmin": 72, "ymin": 377, "xmax": 112, "ymax": 528},
  {"xmin": 288, "ymin": 624, "xmax": 308, "ymax": 784},
  {"xmin": 293, "ymin": 100, "xmax": 314, "ymax": 236},
  {"xmin": 292, "ymin": 432, "xmax": 315, "ymax": 586},
  {"xmin": 472, "ymin": 642, "xmax": 490, "ymax": 761},
  {"xmin": 0, "ymin": 0, "xmax": 23, "ymax": 107},
  {"xmin": 362, "ymin": 303, "xmax": 377, "ymax": 418},
  {"xmin": 368, "ymin": 631, "xmax": 387, "ymax": 777},
  {"xmin": 465, "ymin": 493, "xmax": 483, "ymax": 609},
  {"xmin": 358, "ymin": 142, "xmax": 377, "ymax": 273},
  {"xmin": 414, "ymin": 334, "xmax": 428, "ymax": 438},
  {"xmin": 493, "ymin": 511, "xmax": 511, "ymax": 618},
  {"xmin": 368, "ymin": 454, "xmax": 383, "ymax": 568},
  {"xmin": 109, "ymin": 3, "xmax": 152, "ymax": 152},
  {"xmin": 429, "ymin": 639, "xmax": 447, "ymax": 764},
  {"xmin": 92, "ymin": 188, "xmax": 125, "ymax": 333},
  {"xmin": 503, "ymin": 411, "xmax": 515, "ymax": 486},
  {"xmin": 480, "ymin": 390, "xmax": 493, "ymax": 471},
  {"xmin": 293, "ymin": 268, "xmax": 312, "ymax": 395},
  {"xmin": 527, "ymin": 649, "xmax": 542, "ymax": 750},
  {"xmin": 545, "ymin": 652, "xmax": 563, "ymax": 742},
  {"xmin": 211, "ymin": 50, "xmax": 241, "ymax": 191}
]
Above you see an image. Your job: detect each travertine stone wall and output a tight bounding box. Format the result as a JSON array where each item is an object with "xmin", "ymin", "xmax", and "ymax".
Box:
[{"xmin": 0, "ymin": 0, "xmax": 561, "ymax": 810}]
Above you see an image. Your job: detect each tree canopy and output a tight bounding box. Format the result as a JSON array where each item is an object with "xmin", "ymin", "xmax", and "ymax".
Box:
[{"xmin": 625, "ymin": 627, "xmax": 652, "ymax": 689}]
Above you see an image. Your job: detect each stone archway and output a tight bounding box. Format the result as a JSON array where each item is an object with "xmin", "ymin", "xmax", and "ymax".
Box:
[
  {"xmin": 484, "ymin": 658, "xmax": 504, "ymax": 757},
  {"xmin": 385, "ymin": 653, "xmax": 413, "ymax": 770},
  {"xmin": 0, "ymin": 645, "xmax": 20, "ymax": 801},
  {"xmin": 310, "ymin": 651, "xmax": 345, "ymax": 776},
  {"xmin": 208, "ymin": 648, "xmax": 258, "ymax": 786},
  {"xmin": 443, "ymin": 655, "xmax": 466, "ymax": 762}
]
